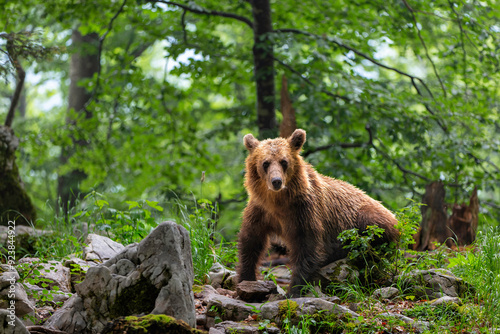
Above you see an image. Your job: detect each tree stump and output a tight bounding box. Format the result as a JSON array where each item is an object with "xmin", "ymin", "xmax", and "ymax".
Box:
[
  {"xmin": 414, "ymin": 181, "xmax": 450, "ymax": 251},
  {"xmin": 447, "ymin": 187, "xmax": 479, "ymax": 246}
]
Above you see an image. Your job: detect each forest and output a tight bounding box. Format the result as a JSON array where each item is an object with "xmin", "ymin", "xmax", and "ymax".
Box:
[{"xmin": 1, "ymin": 0, "xmax": 500, "ymax": 333}]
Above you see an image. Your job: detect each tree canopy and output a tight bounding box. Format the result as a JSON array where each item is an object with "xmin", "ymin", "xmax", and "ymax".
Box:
[{"xmin": 1, "ymin": 0, "xmax": 499, "ymax": 236}]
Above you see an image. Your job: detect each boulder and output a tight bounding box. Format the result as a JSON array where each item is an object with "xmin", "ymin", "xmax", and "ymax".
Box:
[
  {"xmin": 0, "ymin": 309, "xmax": 29, "ymax": 334},
  {"xmin": 428, "ymin": 296, "xmax": 462, "ymax": 307},
  {"xmin": 372, "ymin": 287, "xmax": 399, "ymax": 300},
  {"xmin": 212, "ymin": 321, "xmax": 280, "ymax": 334},
  {"xmin": 208, "ymin": 263, "xmax": 236, "ymax": 289},
  {"xmin": 396, "ymin": 268, "xmax": 471, "ymax": 299},
  {"xmin": 315, "ymin": 258, "xmax": 359, "ymax": 286},
  {"xmin": 236, "ymin": 280, "xmax": 278, "ymax": 302},
  {"xmin": 83, "ymin": 234, "xmax": 125, "ymax": 262},
  {"xmin": 379, "ymin": 312, "xmax": 429, "ymax": 333},
  {"xmin": 45, "ymin": 222, "xmax": 196, "ymax": 333},
  {"xmin": 0, "ymin": 266, "xmax": 35, "ymax": 317}
]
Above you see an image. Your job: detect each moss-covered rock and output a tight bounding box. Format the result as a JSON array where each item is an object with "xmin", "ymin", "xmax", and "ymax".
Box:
[{"xmin": 102, "ymin": 314, "xmax": 206, "ymax": 334}]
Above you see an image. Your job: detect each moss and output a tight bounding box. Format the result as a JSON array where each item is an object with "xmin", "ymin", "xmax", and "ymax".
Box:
[
  {"xmin": 103, "ymin": 314, "xmax": 206, "ymax": 334},
  {"xmin": 192, "ymin": 285, "xmax": 204, "ymax": 294},
  {"xmin": 278, "ymin": 299, "xmax": 299, "ymax": 323}
]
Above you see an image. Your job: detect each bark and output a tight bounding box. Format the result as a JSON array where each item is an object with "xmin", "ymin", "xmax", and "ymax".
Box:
[
  {"xmin": 414, "ymin": 181, "xmax": 451, "ymax": 251},
  {"xmin": 279, "ymin": 75, "xmax": 296, "ymax": 138},
  {"xmin": 250, "ymin": 0, "xmax": 277, "ymax": 138},
  {"xmin": 57, "ymin": 30, "xmax": 99, "ymax": 212},
  {"xmin": 4, "ymin": 46, "xmax": 25, "ymax": 127},
  {"xmin": 447, "ymin": 187, "xmax": 479, "ymax": 246},
  {"xmin": 0, "ymin": 126, "xmax": 36, "ymax": 225}
]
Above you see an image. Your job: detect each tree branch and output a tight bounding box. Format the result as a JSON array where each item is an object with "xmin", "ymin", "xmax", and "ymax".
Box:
[
  {"xmin": 5, "ymin": 42, "xmax": 25, "ymax": 127},
  {"xmin": 274, "ymin": 28, "xmax": 435, "ymax": 98},
  {"xmin": 402, "ymin": 0, "xmax": 447, "ymax": 97},
  {"xmin": 448, "ymin": 0, "xmax": 468, "ymax": 94},
  {"xmin": 274, "ymin": 28, "xmax": 449, "ymax": 132},
  {"xmin": 273, "ymin": 56, "xmax": 350, "ymax": 102},
  {"xmin": 83, "ymin": 0, "xmax": 127, "ymax": 111},
  {"xmin": 151, "ymin": 0, "xmax": 253, "ymax": 28}
]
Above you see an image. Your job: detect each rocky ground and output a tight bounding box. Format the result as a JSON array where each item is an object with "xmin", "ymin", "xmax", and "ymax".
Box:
[{"xmin": 0, "ymin": 223, "xmax": 477, "ymax": 333}]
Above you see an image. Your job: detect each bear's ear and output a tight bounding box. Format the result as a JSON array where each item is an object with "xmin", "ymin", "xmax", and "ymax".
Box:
[
  {"xmin": 289, "ymin": 129, "xmax": 306, "ymax": 151},
  {"xmin": 243, "ymin": 134, "xmax": 260, "ymax": 152}
]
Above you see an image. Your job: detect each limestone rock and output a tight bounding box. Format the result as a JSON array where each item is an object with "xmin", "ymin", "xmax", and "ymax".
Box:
[
  {"xmin": 379, "ymin": 312, "xmax": 429, "ymax": 333},
  {"xmin": 236, "ymin": 280, "xmax": 278, "ymax": 302},
  {"xmin": 83, "ymin": 234, "xmax": 125, "ymax": 262},
  {"xmin": 0, "ymin": 266, "xmax": 35, "ymax": 318},
  {"xmin": 208, "ymin": 263, "xmax": 236, "ymax": 289},
  {"xmin": 206, "ymin": 294, "xmax": 259, "ymax": 322},
  {"xmin": 212, "ymin": 321, "xmax": 280, "ymax": 334},
  {"xmin": 45, "ymin": 221, "xmax": 196, "ymax": 333},
  {"xmin": 429, "ymin": 296, "xmax": 462, "ymax": 307},
  {"xmin": 396, "ymin": 268, "xmax": 471, "ymax": 299},
  {"xmin": 44, "ymin": 295, "xmax": 90, "ymax": 333},
  {"xmin": 372, "ymin": 287, "xmax": 399, "ymax": 300},
  {"xmin": 0, "ymin": 309, "xmax": 30, "ymax": 334},
  {"xmin": 315, "ymin": 258, "xmax": 359, "ymax": 286}
]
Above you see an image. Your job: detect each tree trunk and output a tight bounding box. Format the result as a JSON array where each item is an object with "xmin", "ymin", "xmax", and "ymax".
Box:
[
  {"xmin": 250, "ymin": 0, "xmax": 277, "ymax": 138},
  {"xmin": 0, "ymin": 48, "xmax": 36, "ymax": 225},
  {"xmin": 0, "ymin": 126, "xmax": 36, "ymax": 225},
  {"xmin": 414, "ymin": 181, "xmax": 451, "ymax": 251},
  {"xmin": 447, "ymin": 187, "xmax": 479, "ymax": 246},
  {"xmin": 57, "ymin": 30, "xmax": 99, "ymax": 212},
  {"xmin": 279, "ymin": 75, "xmax": 296, "ymax": 138}
]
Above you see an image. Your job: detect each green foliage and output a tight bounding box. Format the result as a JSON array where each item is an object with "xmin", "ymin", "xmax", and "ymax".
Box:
[
  {"xmin": 172, "ymin": 197, "xmax": 238, "ymax": 283},
  {"xmin": 17, "ymin": 259, "xmax": 64, "ymax": 307},
  {"xmin": 72, "ymin": 191, "xmax": 163, "ymax": 245},
  {"xmin": 448, "ymin": 226, "xmax": 500, "ymax": 327}
]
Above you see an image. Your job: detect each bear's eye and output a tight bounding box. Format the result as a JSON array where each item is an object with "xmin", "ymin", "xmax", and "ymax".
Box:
[
  {"xmin": 263, "ymin": 161, "xmax": 270, "ymax": 171},
  {"xmin": 280, "ymin": 160, "xmax": 288, "ymax": 170}
]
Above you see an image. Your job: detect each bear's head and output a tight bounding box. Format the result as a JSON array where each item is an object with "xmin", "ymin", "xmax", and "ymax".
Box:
[{"xmin": 243, "ymin": 129, "xmax": 306, "ymax": 192}]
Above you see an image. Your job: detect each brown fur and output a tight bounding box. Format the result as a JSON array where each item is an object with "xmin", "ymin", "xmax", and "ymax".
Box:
[{"xmin": 237, "ymin": 129, "xmax": 399, "ymax": 296}]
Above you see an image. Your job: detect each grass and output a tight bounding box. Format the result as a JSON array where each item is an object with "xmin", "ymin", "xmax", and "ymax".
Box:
[
  {"xmin": 1, "ymin": 192, "xmax": 237, "ymax": 285},
  {"xmin": 2, "ymin": 196, "xmax": 499, "ymax": 333}
]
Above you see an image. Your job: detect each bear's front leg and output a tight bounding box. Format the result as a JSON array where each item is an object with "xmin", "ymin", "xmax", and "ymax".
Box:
[
  {"xmin": 286, "ymin": 214, "xmax": 324, "ymax": 297},
  {"xmin": 237, "ymin": 205, "xmax": 271, "ymax": 282}
]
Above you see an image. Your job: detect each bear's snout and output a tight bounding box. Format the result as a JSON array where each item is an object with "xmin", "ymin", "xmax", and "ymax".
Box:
[{"xmin": 271, "ymin": 177, "xmax": 283, "ymax": 190}]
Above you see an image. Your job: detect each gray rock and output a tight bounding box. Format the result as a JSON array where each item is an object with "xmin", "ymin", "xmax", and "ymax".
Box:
[
  {"xmin": 83, "ymin": 234, "xmax": 125, "ymax": 262},
  {"xmin": 0, "ymin": 265, "xmax": 19, "ymax": 290},
  {"xmin": 45, "ymin": 222, "xmax": 196, "ymax": 333},
  {"xmin": 44, "ymin": 295, "xmax": 89, "ymax": 333},
  {"xmin": 209, "ymin": 262, "xmax": 236, "ymax": 289},
  {"xmin": 212, "ymin": 321, "xmax": 280, "ymax": 334},
  {"xmin": 0, "ymin": 225, "xmax": 50, "ymax": 244},
  {"xmin": 372, "ymin": 287, "xmax": 399, "ymax": 300},
  {"xmin": 260, "ymin": 297, "xmax": 360, "ymax": 325},
  {"xmin": 379, "ymin": 312, "xmax": 430, "ymax": 333},
  {"xmin": 396, "ymin": 268, "xmax": 471, "ymax": 299},
  {"xmin": 315, "ymin": 258, "xmax": 359, "ymax": 286},
  {"xmin": 0, "ymin": 309, "xmax": 30, "ymax": 334},
  {"xmin": 236, "ymin": 280, "xmax": 278, "ymax": 302},
  {"xmin": 206, "ymin": 294, "xmax": 260, "ymax": 321},
  {"xmin": 0, "ymin": 282, "xmax": 35, "ymax": 317},
  {"xmin": 429, "ymin": 296, "xmax": 462, "ymax": 306}
]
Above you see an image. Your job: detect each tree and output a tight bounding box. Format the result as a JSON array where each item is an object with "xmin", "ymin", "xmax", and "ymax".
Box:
[
  {"xmin": 0, "ymin": 32, "xmax": 53, "ymax": 224},
  {"xmin": 57, "ymin": 30, "xmax": 100, "ymax": 212}
]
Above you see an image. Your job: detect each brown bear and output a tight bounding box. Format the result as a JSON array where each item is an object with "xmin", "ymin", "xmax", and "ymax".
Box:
[{"xmin": 237, "ymin": 129, "xmax": 399, "ymax": 296}]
